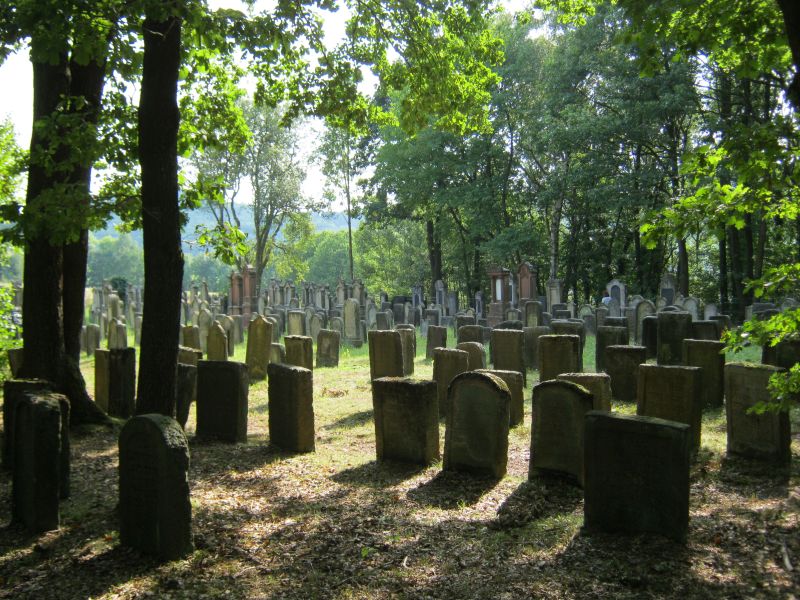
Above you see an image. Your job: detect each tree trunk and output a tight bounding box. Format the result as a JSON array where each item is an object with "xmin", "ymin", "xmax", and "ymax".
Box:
[
  {"xmin": 777, "ymin": 0, "xmax": 800, "ymax": 108},
  {"xmin": 728, "ymin": 226, "xmax": 746, "ymax": 322},
  {"xmin": 718, "ymin": 230, "xmax": 729, "ymax": 314},
  {"xmin": 426, "ymin": 218, "xmax": 442, "ymax": 300},
  {"xmin": 135, "ymin": 13, "xmax": 183, "ymax": 417},
  {"xmin": 677, "ymin": 238, "xmax": 689, "ymax": 297}
]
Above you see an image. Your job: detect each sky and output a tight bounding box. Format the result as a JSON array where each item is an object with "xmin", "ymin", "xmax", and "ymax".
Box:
[{"xmin": 0, "ymin": 0, "xmax": 531, "ymax": 206}]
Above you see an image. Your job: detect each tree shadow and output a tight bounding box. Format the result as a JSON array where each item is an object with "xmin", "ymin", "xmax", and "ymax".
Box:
[
  {"xmin": 718, "ymin": 454, "xmax": 793, "ymax": 498},
  {"xmin": 406, "ymin": 470, "xmax": 499, "ymax": 509},
  {"xmin": 489, "ymin": 478, "xmax": 583, "ymax": 531},
  {"xmin": 321, "ymin": 410, "xmax": 373, "ymax": 431},
  {"xmin": 330, "ymin": 460, "xmax": 428, "ymax": 488}
]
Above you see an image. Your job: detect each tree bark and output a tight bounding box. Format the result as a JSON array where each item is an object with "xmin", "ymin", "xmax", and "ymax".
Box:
[
  {"xmin": 777, "ymin": 0, "xmax": 800, "ymax": 108},
  {"xmin": 677, "ymin": 238, "xmax": 689, "ymax": 297},
  {"xmin": 135, "ymin": 13, "xmax": 183, "ymax": 416},
  {"xmin": 426, "ymin": 218, "xmax": 442, "ymax": 300},
  {"xmin": 718, "ymin": 230, "xmax": 729, "ymax": 314}
]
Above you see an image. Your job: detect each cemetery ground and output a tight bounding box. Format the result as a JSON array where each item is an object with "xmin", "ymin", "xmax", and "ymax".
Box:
[{"xmin": 0, "ymin": 337, "xmax": 798, "ymax": 599}]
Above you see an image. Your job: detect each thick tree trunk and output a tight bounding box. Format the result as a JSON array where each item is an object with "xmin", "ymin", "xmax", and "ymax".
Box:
[
  {"xmin": 777, "ymin": 0, "xmax": 800, "ymax": 108},
  {"xmin": 426, "ymin": 218, "xmax": 442, "ymax": 300},
  {"xmin": 135, "ymin": 14, "xmax": 183, "ymax": 416}
]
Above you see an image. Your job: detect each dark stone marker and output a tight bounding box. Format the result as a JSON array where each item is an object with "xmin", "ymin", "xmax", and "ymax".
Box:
[
  {"xmin": 175, "ymin": 363, "xmax": 197, "ymax": 429},
  {"xmin": 491, "ymin": 328, "xmax": 526, "ymax": 386},
  {"xmin": 476, "ymin": 368, "xmax": 524, "ymax": 427},
  {"xmin": 657, "ymin": 311, "xmax": 692, "ymax": 366},
  {"xmin": 368, "ymin": 330, "xmax": 404, "ymax": 381},
  {"xmin": 267, "ymin": 363, "xmax": 315, "ymax": 453},
  {"xmin": 595, "ymin": 326, "xmax": 628, "ymax": 373},
  {"xmin": 376, "ymin": 311, "xmax": 393, "ymax": 330},
  {"xmin": 683, "ymin": 339, "xmax": 725, "ymax": 409},
  {"xmin": 12, "ymin": 393, "xmax": 64, "ymax": 533},
  {"xmin": 270, "ymin": 342, "xmax": 286, "ymax": 364},
  {"xmin": 7, "ymin": 347, "xmax": 23, "ymax": 377},
  {"xmin": 641, "ymin": 315, "xmax": 658, "ymax": 359},
  {"xmin": 119, "ymin": 414, "xmax": 193, "ymax": 561},
  {"xmin": 285, "ymin": 335, "xmax": 313, "ymax": 371},
  {"xmin": 551, "ymin": 320, "xmax": 585, "ymax": 353},
  {"xmin": 538, "ymin": 335, "xmax": 581, "ymax": 383},
  {"xmin": 372, "ymin": 377, "xmax": 439, "ymax": 464},
  {"xmin": 443, "ymin": 371, "xmax": 510, "ymax": 478},
  {"xmin": 557, "ymin": 372, "xmax": 612, "ymax": 412},
  {"xmin": 725, "ymin": 362, "xmax": 790, "ymax": 464},
  {"xmin": 433, "ymin": 347, "xmax": 470, "ymax": 418},
  {"xmin": 523, "ymin": 326, "xmax": 551, "ymax": 371},
  {"xmin": 605, "ymin": 345, "xmax": 647, "ymax": 404},
  {"xmin": 583, "ymin": 411, "xmax": 690, "ymax": 542},
  {"xmin": 196, "ymin": 360, "xmax": 249, "ymax": 443},
  {"xmin": 762, "ymin": 338, "xmax": 800, "ymax": 371},
  {"xmin": 95, "ymin": 347, "xmax": 136, "ymax": 418},
  {"xmin": 316, "ymin": 329, "xmax": 341, "ymax": 368},
  {"xmin": 530, "ymin": 380, "xmax": 594, "ymax": 485},
  {"xmin": 3, "ymin": 379, "xmax": 51, "ymax": 471},
  {"xmin": 457, "ymin": 324, "xmax": 483, "ymax": 344},
  {"xmin": 457, "ymin": 341, "xmax": 487, "ymax": 371},
  {"xmin": 426, "ymin": 325, "xmax": 447, "ymax": 359},
  {"xmin": 496, "ymin": 320, "xmax": 524, "ymax": 330},
  {"xmin": 637, "ymin": 364, "xmax": 703, "ymax": 452},
  {"xmin": 603, "ymin": 316, "xmax": 628, "ymax": 333},
  {"xmin": 553, "ymin": 309, "xmax": 571, "ymax": 320},
  {"xmin": 397, "ymin": 327, "xmax": 416, "ymax": 376},
  {"xmin": 690, "ymin": 320, "xmax": 720, "ymax": 341}
]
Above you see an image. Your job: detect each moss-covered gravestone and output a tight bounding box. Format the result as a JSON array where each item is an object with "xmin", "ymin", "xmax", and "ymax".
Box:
[
  {"xmin": 196, "ymin": 360, "xmax": 249, "ymax": 443},
  {"xmin": 683, "ymin": 339, "xmax": 725, "ymax": 409},
  {"xmin": 245, "ymin": 316, "xmax": 272, "ymax": 380},
  {"xmin": 285, "ymin": 335, "xmax": 313, "ymax": 371},
  {"xmin": 557, "ymin": 372, "xmax": 612, "ymax": 412},
  {"xmin": 367, "ymin": 330, "xmax": 404, "ymax": 381},
  {"xmin": 637, "ymin": 364, "xmax": 703, "ymax": 453},
  {"xmin": 656, "ymin": 311, "xmax": 692, "ymax": 365},
  {"xmin": 95, "ymin": 347, "xmax": 136, "ymax": 418},
  {"xmin": 2, "ymin": 379, "xmax": 51, "ymax": 471},
  {"xmin": 425, "ymin": 325, "xmax": 447, "ymax": 359},
  {"xmin": 595, "ymin": 326, "xmax": 628, "ymax": 372},
  {"xmin": 119, "ymin": 414, "xmax": 193, "ymax": 561},
  {"xmin": 476, "ymin": 369, "xmax": 524, "ymax": 427},
  {"xmin": 605, "ymin": 345, "xmax": 646, "ymax": 404},
  {"xmin": 432, "ymin": 347, "xmax": 470, "ymax": 418},
  {"xmin": 457, "ymin": 324, "xmax": 483, "ymax": 344},
  {"xmin": 316, "ymin": 329, "xmax": 340, "ymax": 368},
  {"xmin": 457, "ymin": 341, "xmax": 487, "ymax": 371},
  {"xmin": 267, "ymin": 363, "xmax": 315, "ymax": 453},
  {"xmin": 372, "ymin": 377, "xmax": 439, "ymax": 464},
  {"xmin": 523, "ymin": 325, "xmax": 551, "ymax": 371},
  {"xmin": 396, "ymin": 327, "xmax": 416, "ymax": 376},
  {"xmin": 538, "ymin": 335, "xmax": 581, "ymax": 383},
  {"xmin": 490, "ymin": 329, "xmax": 526, "ymax": 386}
]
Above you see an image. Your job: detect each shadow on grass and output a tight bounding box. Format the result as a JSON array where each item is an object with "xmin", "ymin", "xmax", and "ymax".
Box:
[
  {"xmin": 407, "ymin": 470, "xmax": 499, "ymax": 509},
  {"xmin": 489, "ymin": 478, "xmax": 583, "ymax": 531},
  {"xmin": 322, "ymin": 410, "xmax": 373, "ymax": 431},
  {"xmin": 718, "ymin": 454, "xmax": 793, "ymax": 498},
  {"xmin": 331, "ymin": 460, "xmax": 427, "ymax": 488}
]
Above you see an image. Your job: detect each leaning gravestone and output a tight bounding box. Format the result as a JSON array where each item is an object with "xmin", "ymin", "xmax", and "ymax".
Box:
[
  {"xmin": 426, "ymin": 325, "xmax": 447, "ymax": 359},
  {"xmin": 583, "ymin": 411, "xmax": 690, "ymax": 542},
  {"xmin": 12, "ymin": 393, "xmax": 65, "ymax": 533},
  {"xmin": 119, "ymin": 414, "xmax": 193, "ymax": 560},
  {"xmin": 595, "ymin": 326, "xmax": 628, "ymax": 372},
  {"xmin": 433, "ymin": 347, "xmax": 470, "ymax": 418},
  {"xmin": 637, "ymin": 364, "xmax": 703, "ymax": 452},
  {"xmin": 367, "ymin": 330, "xmax": 404, "ymax": 381},
  {"xmin": 316, "ymin": 329, "xmax": 340, "ymax": 368},
  {"xmin": 557, "ymin": 372, "xmax": 612, "ymax": 412},
  {"xmin": 267, "ymin": 363, "xmax": 315, "ymax": 453},
  {"xmin": 372, "ymin": 377, "xmax": 439, "ymax": 464},
  {"xmin": 523, "ymin": 326, "xmax": 551, "ymax": 371},
  {"xmin": 683, "ymin": 339, "xmax": 725, "ymax": 409},
  {"xmin": 604, "ymin": 345, "xmax": 646, "ymax": 404},
  {"xmin": 443, "ymin": 371, "xmax": 510, "ymax": 479},
  {"xmin": 3, "ymin": 379, "xmax": 51, "ymax": 471},
  {"xmin": 456, "ymin": 341, "xmax": 487, "ymax": 371},
  {"xmin": 538, "ymin": 335, "xmax": 581, "ymax": 382},
  {"xmin": 656, "ymin": 311, "xmax": 692, "ymax": 365},
  {"xmin": 530, "ymin": 380, "xmax": 593, "ymax": 486},
  {"xmin": 396, "ymin": 327, "xmax": 416, "ymax": 376},
  {"xmin": 491, "ymin": 329, "xmax": 526, "ymax": 386},
  {"xmin": 285, "ymin": 335, "xmax": 314, "ymax": 371},
  {"xmin": 196, "ymin": 360, "xmax": 249, "ymax": 443},
  {"xmin": 206, "ymin": 321, "xmax": 228, "ymax": 361},
  {"xmin": 245, "ymin": 316, "xmax": 272, "ymax": 380},
  {"xmin": 476, "ymin": 368, "xmax": 524, "ymax": 427},
  {"xmin": 95, "ymin": 347, "xmax": 136, "ymax": 418},
  {"xmin": 725, "ymin": 362, "xmax": 790, "ymax": 464}
]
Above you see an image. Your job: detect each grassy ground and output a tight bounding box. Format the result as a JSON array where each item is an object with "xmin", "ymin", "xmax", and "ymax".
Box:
[{"xmin": 0, "ymin": 332, "xmax": 797, "ymax": 599}]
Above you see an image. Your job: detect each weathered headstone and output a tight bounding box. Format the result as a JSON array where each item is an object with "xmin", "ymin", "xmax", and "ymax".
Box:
[
  {"xmin": 86, "ymin": 323, "xmax": 101, "ymax": 356},
  {"xmin": 457, "ymin": 324, "xmax": 483, "ymax": 344},
  {"xmin": 2, "ymin": 379, "xmax": 52, "ymax": 471},
  {"xmin": 196, "ymin": 360, "xmax": 249, "ymax": 443},
  {"xmin": 433, "ymin": 347, "xmax": 470, "ymax": 418},
  {"xmin": 443, "ymin": 372, "xmax": 510, "ymax": 478},
  {"xmin": 683, "ymin": 339, "xmax": 725, "ymax": 409},
  {"xmin": 285, "ymin": 335, "xmax": 313, "ymax": 371},
  {"xmin": 725, "ymin": 363, "xmax": 790, "ymax": 464},
  {"xmin": 267, "ymin": 363, "xmax": 315, "ymax": 453},
  {"xmin": 523, "ymin": 325, "xmax": 551, "ymax": 371},
  {"xmin": 343, "ymin": 298, "xmax": 363, "ymax": 347},
  {"xmin": 182, "ymin": 325, "xmax": 201, "ymax": 350},
  {"xmin": 245, "ymin": 316, "xmax": 272, "ymax": 381},
  {"xmin": 316, "ymin": 329, "xmax": 340, "ymax": 368},
  {"xmin": 657, "ymin": 311, "xmax": 692, "ymax": 365},
  {"xmin": 367, "ymin": 330, "xmax": 404, "ymax": 381},
  {"xmin": 583, "ymin": 411, "xmax": 690, "ymax": 542},
  {"xmin": 286, "ymin": 310, "xmax": 305, "ymax": 336},
  {"xmin": 175, "ymin": 363, "xmax": 197, "ymax": 429},
  {"xmin": 206, "ymin": 321, "xmax": 228, "ymax": 361},
  {"xmin": 637, "ymin": 364, "xmax": 703, "ymax": 452},
  {"xmin": 396, "ymin": 327, "xmax": 416, "ymax": 376},
  {"xmin": 557, "ymin": 372, "xmax": 612, "ymax": 412},
  {"xmin": 270, "ymin": 343, "xmax": 285, "ymax": 364},
  {"xmin": 690, "ymin": 320, "xmax": 719, "ymax": 341},
  {"xmin": 7, "ymin": 347, "xmax": 23, "ymax": 377},
  {"xmin": 426, "ymin": 325, "xmax": 447, "ymax": 359},
  {"xmin": 476, "ymin": 368, "xmax": 524, "ymax": 426},
  {"xmin": 538, "ymin": 335, "xmax": 581, "ymax": 382},
  {"xmin": 95, "ymin": 347, "xmax": 136, "ymax": 418},
  {"xmin": 530, "ymin": 380, "xmax": 593, "ymax": 485},
  {"xmin": 634, "ymin": 300, "xmax": 656, "ymax": 344},
  {"xmin": 605, "ymin": 345, "xmax": 646, "ymax": 404},
  {"xmin": 490, "ymin": 328, "xmax": 526, "ymax": 386},
  {"xmin": 551, "ymin": 319, "xmax": 585, "ymax": 355},
  {"xmin": 524, "ymin": 300, "xmax": 543, "ymax": 328},
  {"xmin": 372, "ymin": 377, "xmax": 439, "ymax": 464},
  {"xmin": 456, "ymin": 341, "xmax": 487, "ymax": 371},
  {"xmin": 119, "ymin": 414, "xmax": 193, "ymax": 560},
  {"xmin": 641, "ymin": 315, "xmax": 658, "ymax": 359}
]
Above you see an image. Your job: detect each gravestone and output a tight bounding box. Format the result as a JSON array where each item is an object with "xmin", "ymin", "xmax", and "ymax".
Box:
[
  {"xmin": 218, "ymin": 315, "xmax": 236, "ymax": 357},
  {"xmin": 607, "ymin": 297, "xmax": 621, "ymax": 318},
  {"xmin": 86, "ymin": 323, "xmax": 101, "ymax": 356},
  {"xmin": 433, "ymin": 347, "xmax": 470, "ymax": 418},
  {"xmin": 690, "ymin": 320, "xmax": 719, "ymax": 341},
  {"xmin": 659, "ymin": 273, "xmax": 677, "ymax": 305},
  {"xmin": 524, "ymin": 300, "xmax": 543, "ymax": 328},
  {"xmin": 637, "ymin": 364, "xmax": 703, "ymax": 452},
  {"xmin": 367, "ymin": 330, "xmax": 404, "ymax": 381},
  {"xmin": 595, "ymin": 305, "xmax": 608, "ymax": 330},
  {"xmin": 287, "ymin": 310, "xmax": 305, "ymax": 336},
  {"xmin": 329, "ymin": 316, "xmax": 344, "ymax": 337},
  {"xmin": 425, "ymin": 308, "xmax": 441, "ymax": 327},
  {"xmin": 443, "ymin": 371, "xmax": 510, "ymax": 478},
  {"xmin": 523, "ymin": 325, "xmax": 551, "ymax": 371},
  {"xmin": 107, "ymin": 319, "xmax": 128, "ymax": 349},
  {"xmin": 95, "ymin": 348, "xmax": 136, "ymax": 418},
  {"xmin": 267, "ymin": 363, "xmax": 315, "ymax": 453},
  {"xmin": 557, "ymin": 372, "xmax": 612, "ymax": 412},
  {"xmin": 656, "ymin": 311, "xmax": 692, "ymax": 365},
  {"xmin": 285, "ymin": 335, "xmax": 313, "ymax": 371},
  {"xmin": 551, "ymin": 319, "xmax": 585, "ymax": 354},
  {"xmin": 245, "ymin": 316, "xmax": 272, "ymax": 381},
  {"xmin": 683, "ymin": 297, "xmax": 700, "ymax": 321},
  {"xmin": 206, "ymin": 321, "xmax": 228, "ymax": 361},
  {"xmin": 583, "ymin": 411, "xmax": 690, "ymax": 542},
  {"xmin": 455, "ymin": 314, "xmax": 476, "ymax": 332},
  {"xmin": 476, "ymin": 368, "xmax": 524, "ymax": 427},
  {"xmin": 538, "ymin": 335, "xmax": 581, "ymax": 382},
  {"xmin": 119, "ymin": 414, "xmax": 193, "ymax": 560},
  {"xmin": 197, "ymin": 308, "xmax": 213, "ymax": 352},
  {"xmin": 182, "ymin": 325, "xmax": 201, "ymax": 350},
  {"xmin": 372, "ymin": 377, "xmax": 439, "ymax": 464},
  {"xmin": 683, "ymin": 339, "xmax": 725, "ymax": 409},
  {"xmin": 595, "ymin": 326, "xmax": 629, "ymax": 373},
  {"xmin": 456, "ymin": 341, "xmax": 487, "ymax": 371},
  {"xmin": 309, "ymin": 313, "xmax": 324, "ymax": 342},
  {"xmin": 641, "ymin": 315, "xmax": 658, "ymax": 359},
  {"xmin": 457, "ymin": 324, "xmax": 483, "ymax": 344},
  {"xmin": 396, "ymin": 325, "xmax": 416, "ymax": 376},
  {"xmin": 2, "ymin": 379, "xmax": 52, "ymax": 471},
  {"xmin": 316, "ymin": 329, "xmax": 340, "ymax": 368},
  {"xmin": 426, "ymin": 325, "xmax": 447, "ymax": 359},
  {"xmin": 270, "ymin": 343, "xmax": 285, "ymax": 364},
  {"xmin": 196, "ymin": 360, "xmax": 249, "ymax": 443},
  {"xmin": 634, "ymin": 300, "xmax": 656, "ymax": 344},
  {"xmin": 606, "ymin": 279, "xmax": 627, "ymax": 308},
  {"xmin": 530, "ymin": 380, "xmax": 593, "ymax": 485},
  {"xmin": 175, "ymin": 363, "xmax": 197, "ymax": 429},
  {"xmin": 725, "ymin": 363, "xmax": 790, "ymax": 464},
  {"xmin": 343, "ymin": 298, "xmax": 363, "ymax": 347},
  {"xmin": 703, "ymin": 303, "xmax": 718, "ymax": 320},
  {"xmin": 491, "ymin": 328, "xmax": 526, "ymax": 386},
  {"xmin": 604, "ymin": 345, "xmax": 646, "ymax": 404}
]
